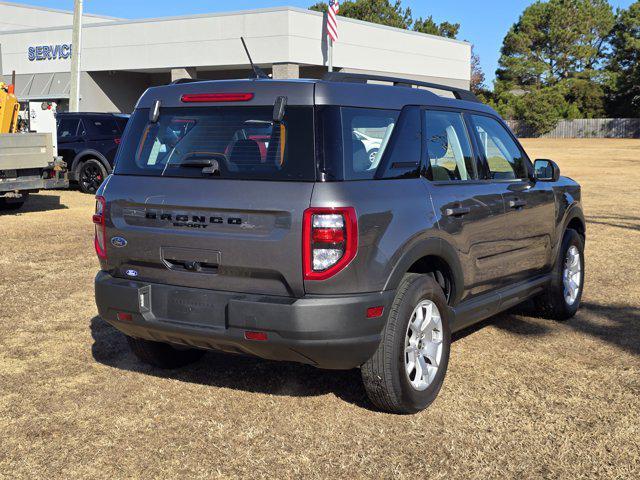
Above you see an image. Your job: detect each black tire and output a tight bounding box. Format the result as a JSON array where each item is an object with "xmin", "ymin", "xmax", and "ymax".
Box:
[
  {"xmin": 534, "ymin": 229, "xmax": 585, "ymax": 321},
  {"xmin": 78, "ymin": 159, "xmax": 108, "ymax": 194},
  {"xmin": 126, "ymin": 336, "xmax": 206, "ymax": 369},
  {"xmin": 362, "ymin": 274, "xmax": 451, "ymax": 414}
]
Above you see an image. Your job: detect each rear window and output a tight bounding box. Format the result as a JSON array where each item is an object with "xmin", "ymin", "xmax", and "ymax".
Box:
[{"xmin": 114, "ymin": 106, "xmax": 315, "ymax": 181}]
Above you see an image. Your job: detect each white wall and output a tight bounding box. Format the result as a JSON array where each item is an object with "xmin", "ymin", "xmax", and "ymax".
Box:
[{"xmin": 0, "ymin": 7, "xmax": 470, "ymax": 84}]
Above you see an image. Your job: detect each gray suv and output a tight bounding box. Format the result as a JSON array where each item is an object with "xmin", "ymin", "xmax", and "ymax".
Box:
[{"xmin": 94, "ymin": 73, "xmax": 585, "ymax": 414}]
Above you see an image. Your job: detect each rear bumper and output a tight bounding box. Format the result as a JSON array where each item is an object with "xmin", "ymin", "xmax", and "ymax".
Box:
[
  {"xmin": 95, "ymin": 271, "xmax": 395, "ymax": 369},
  {"xmin": 0, "ymin": 160, "xmax": 68, "ymax": 194}
]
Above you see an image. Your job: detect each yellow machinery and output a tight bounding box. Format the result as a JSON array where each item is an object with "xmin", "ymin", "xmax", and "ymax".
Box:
[{"xmin": 0, "ymin": 81, "xmax": 20, "ymax": 134}]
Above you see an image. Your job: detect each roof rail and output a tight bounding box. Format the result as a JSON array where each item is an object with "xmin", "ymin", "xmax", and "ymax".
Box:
[
  {"xmin": 322, "ymin": 72, "xmax": 481, "ymax": 103},
  {"xmin": 170, "ymin": 78, "xmax": 201, "ymax": 85}
]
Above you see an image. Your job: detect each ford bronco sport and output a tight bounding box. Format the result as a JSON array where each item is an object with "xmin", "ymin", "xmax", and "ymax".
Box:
[{"xmin": 93, "ymin": 73, "xmax": 585, "ymax": 414}]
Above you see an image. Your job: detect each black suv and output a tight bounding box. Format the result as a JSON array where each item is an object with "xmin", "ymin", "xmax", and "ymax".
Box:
[
  {"xmin": 56, "ymin": 112, "xmax": 128, "ymax": 194},
  {"xmin": 93, "ymin": 73, "xmax": 585, "ymax": 414}
]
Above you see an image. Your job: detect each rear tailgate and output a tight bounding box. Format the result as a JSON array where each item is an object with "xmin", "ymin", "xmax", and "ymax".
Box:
[{"xmin": 103, "ymin": 175, "xmax": 313, "ymax": 297}]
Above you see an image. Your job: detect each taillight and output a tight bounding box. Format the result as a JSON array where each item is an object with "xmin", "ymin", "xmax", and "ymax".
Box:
[
  {"xmin": 93, "ymin": 196, "xmax": 107, "ymax": 259},
  {"xmin": 114, "ymin": 138, "xmax": 121, "ymax": 145},
  {"xmin": 303, "ymin": 207, "xmax": 357, "ymax": 281}
]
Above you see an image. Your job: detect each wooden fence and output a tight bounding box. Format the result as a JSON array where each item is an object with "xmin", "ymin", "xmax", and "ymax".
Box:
[{"xmin": 506, "ymin": 118, "xmax": 640, "ymax": 139}]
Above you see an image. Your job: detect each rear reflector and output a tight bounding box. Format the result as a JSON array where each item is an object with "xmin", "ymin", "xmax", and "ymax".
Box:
[
  {"xmin": 181, "ymin": 93, "xmax": 254, "ymax": 103},
  {"xmin": 366, "ymin": 306, "xmax": 384, "ymax": 318},
  {"xmin": 244, "ymin": 331, "xmax": 268, "ymax": 341},
  {"xmin": 117, "ymin": 312, "xmax": 133, "ymax": 322}
]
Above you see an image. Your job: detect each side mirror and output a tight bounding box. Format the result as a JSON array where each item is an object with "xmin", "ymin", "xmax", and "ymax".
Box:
[{"xmin": 533, "ymin": 159, "xmax": 560, "ymax": 182}]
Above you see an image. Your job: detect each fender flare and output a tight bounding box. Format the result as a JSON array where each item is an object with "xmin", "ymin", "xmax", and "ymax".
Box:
[
  {"xmin": 384, "ymin": 237, "xmax": 465, "ymax": 305},
  {"xmin": 70, "ymin": 150, "xmax": 112, "ymax": 177},
  {"xmin": 561, "ymin": 203, "xmax": 585, "ymax": 237}
]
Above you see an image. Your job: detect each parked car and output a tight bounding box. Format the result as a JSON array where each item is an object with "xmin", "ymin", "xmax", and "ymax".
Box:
[
  {"xmin": 56, "ymin": 112, "xmax": 128, "ymax": 194},
  {"xmin": 93, "ymin": 74, "xmax": 585, "ymax": 414}
]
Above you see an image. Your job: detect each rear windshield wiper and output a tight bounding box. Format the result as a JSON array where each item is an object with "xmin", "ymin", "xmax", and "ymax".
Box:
[
  {"xmin": 175, "ymin": 157, "xmax": 222, "ymax": 176},
  {"xmin": 178, "ymin": 158, "xmax": 215, "ymax": 167}
]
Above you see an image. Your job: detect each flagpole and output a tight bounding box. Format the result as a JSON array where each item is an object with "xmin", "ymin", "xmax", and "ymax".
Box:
[{"xmin": 328, "ymin": 37, "xmax": 333, "ymax": 72}]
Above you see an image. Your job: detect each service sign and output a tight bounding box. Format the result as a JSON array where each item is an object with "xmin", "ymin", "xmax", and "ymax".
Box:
[{"xmin": 28, "ymin": 44, "xmax": 72, "ymax": 61}]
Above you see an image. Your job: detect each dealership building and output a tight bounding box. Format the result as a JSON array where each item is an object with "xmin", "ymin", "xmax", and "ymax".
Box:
[{"xmin": 0, "ymin": 1, "xmax": 472, "ymax": 113}]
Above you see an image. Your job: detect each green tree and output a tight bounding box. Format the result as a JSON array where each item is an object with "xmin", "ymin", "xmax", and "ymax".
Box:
[
  {"xmin": 309, "ymin": 0, "xmax": 459, "ymax": 38},
  {"xmin": 497, "ymin": 0, "xmax": 615, "ymax": 87},
  {"xmin": 495, "ymin": 0, "xmax": 616, "ymax": 132},
  {"xmin": 607, "ymin": 1, "xmax": 640, "ymax": 117},
  {"xmin": 514, "ymin": 86, "xmax": 568, "ymax": 135},
  {"xmin": 412, "ymin": 16, "xmax": 459, "ymax": 38}
]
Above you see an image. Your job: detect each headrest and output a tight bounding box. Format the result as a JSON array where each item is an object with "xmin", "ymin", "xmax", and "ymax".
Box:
[
  {"xmin": 229, "ymin": 139, "xmax": 262, "ymax": 165},
  {"xmin": 352, "ymin": 134, "xmax": 370, "ymax": 172}
]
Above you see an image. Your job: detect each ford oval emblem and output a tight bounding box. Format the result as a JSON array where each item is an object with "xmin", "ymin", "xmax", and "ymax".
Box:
[
  {"xmin": 111, "ymin": 236, "xmax": 127, "ymax": 248},
  {"xmin": 125, "ymin": 269, "xmax": 138, "ymax": 277}
]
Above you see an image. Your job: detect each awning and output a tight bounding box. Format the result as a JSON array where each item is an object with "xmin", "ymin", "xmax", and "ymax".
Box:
[{"xmin": 1, "ymin": 72, "xmax": 71, "ymax": 101}]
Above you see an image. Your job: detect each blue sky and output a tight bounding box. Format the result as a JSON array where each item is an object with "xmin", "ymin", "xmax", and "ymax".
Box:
[{"xmin": 18, "ymin": 0, "xmax": 637, "ymax": 86}]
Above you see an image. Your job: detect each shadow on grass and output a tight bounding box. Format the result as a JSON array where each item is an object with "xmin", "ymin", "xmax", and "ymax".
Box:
[
  {"xmin": 455, "ymin": 300, "xmax": 640, "ymax": 357},
  {"xmin": 89, "ymin": 316, "xmax": 370, "ymax": 409},
  {"xmin": 585, "ymin": 214, "xmax": 640, "ymax": 233},
  {"xmin": 0, "ymin": 193, "xmax": 67, "ymax": 215},
  {"xmin": 90, "ymin": 300, "xmax": 640, "ymax": 408}
]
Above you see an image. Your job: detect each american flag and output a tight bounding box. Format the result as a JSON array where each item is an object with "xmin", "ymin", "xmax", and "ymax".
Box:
[{"xmin": 327, "ymin": 0, "xmax": 339, "ymax": 42}]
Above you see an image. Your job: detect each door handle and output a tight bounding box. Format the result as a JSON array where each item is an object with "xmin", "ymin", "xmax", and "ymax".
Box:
[
  {"xmin": 509, "ymin": 199, "xmax": 527, "ymax": 209},
  {"xmin": 445, "ymin": 206, "xmax": 471, "ymax": 217}
]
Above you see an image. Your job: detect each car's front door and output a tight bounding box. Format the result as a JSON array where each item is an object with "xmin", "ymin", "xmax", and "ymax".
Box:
[
  {"xmin": 422, "ymin": 109, "xmax": 509, "ymax": 302},
  {"xmin": 468, "ymin": 114, "xmax": 556, "ymax": 284}
]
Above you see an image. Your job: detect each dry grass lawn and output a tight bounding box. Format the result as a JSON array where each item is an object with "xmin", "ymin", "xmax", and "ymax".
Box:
[{"xmin": 0, "ymin": 139, "xmax": 639, "ymax": 479}]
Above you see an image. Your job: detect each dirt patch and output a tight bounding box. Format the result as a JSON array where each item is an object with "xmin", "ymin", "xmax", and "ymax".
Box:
[{"xmin": 0, "ymin": 139, "xmax": 639, "ymax": 478}]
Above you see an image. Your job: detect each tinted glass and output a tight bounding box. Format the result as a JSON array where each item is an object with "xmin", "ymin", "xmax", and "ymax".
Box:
[
  {"xmin": 87, "ymin": 118, "xmax": 120, "ymax": 136},
  {"xmin": 342, "ymin": 108, "xmax": 399, "ymax": 180},
  {"xmin": 424, "ymin": 110, "xmax": 477, "ymax": 181},
  {"xmin": 115, "ymin": 117, "xmax": 129, "ymax": 133},
  {"xmin": 57, "ymin": 118, "xmax": 79, "ymax": 138},
  {"xmin": 375, "ymin": 106, "xmax": 422, "ymax": 180},
  {"xmin": 471, "ymin": 115, "xmax": 528, "ymax": 180},
  {"xmin": 114, "ymin": 106, "xmax": 315, "ymax": 181}
]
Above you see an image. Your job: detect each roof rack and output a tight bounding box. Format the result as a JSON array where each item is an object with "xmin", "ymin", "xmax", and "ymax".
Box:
[
  {"xmin": 322, "ymin": 72, "xmax": 481, "ymax": 103},
  {"xmin": 170, "ymin": 78, "xmax": 201, "ymax": 85}
]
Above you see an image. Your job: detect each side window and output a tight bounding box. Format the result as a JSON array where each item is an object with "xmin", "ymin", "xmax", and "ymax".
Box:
[
  {"xmin": 341, "ymin": 108, "xmax": 399, "ymax": 180},
  {"xmin": 471, "ymin": 115, "xmax": 528, "ymax": 180},
  {"xmin": 89, "ymin": 118, "xmax": 120, "ymax": 136},
  {"xmin": 424, "ymin": 110, "xmax": 477, "ymax": 181},
  {"xmin": 57, "ymin": 118, "xmax": 79, "ymax": 138}
]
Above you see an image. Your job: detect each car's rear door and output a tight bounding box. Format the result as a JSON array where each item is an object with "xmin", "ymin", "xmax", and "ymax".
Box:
[
  {"xmin": 468, "ymin": 114, "xmax": 556, "ymax": 284},
  {"xmin": 84, "ymin": 116, "xmax": 121, "ymax": 169},
  {"xmin": 423, "ymin": 109, "xmax": 509, "ymax": 301},
  {"xmin": 56, "ymin": 116, "xmax": 83, "ymax": 173},
  {"xmin": 101, "ymin": 102, "xmax": 316, "ymax": 298}
]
